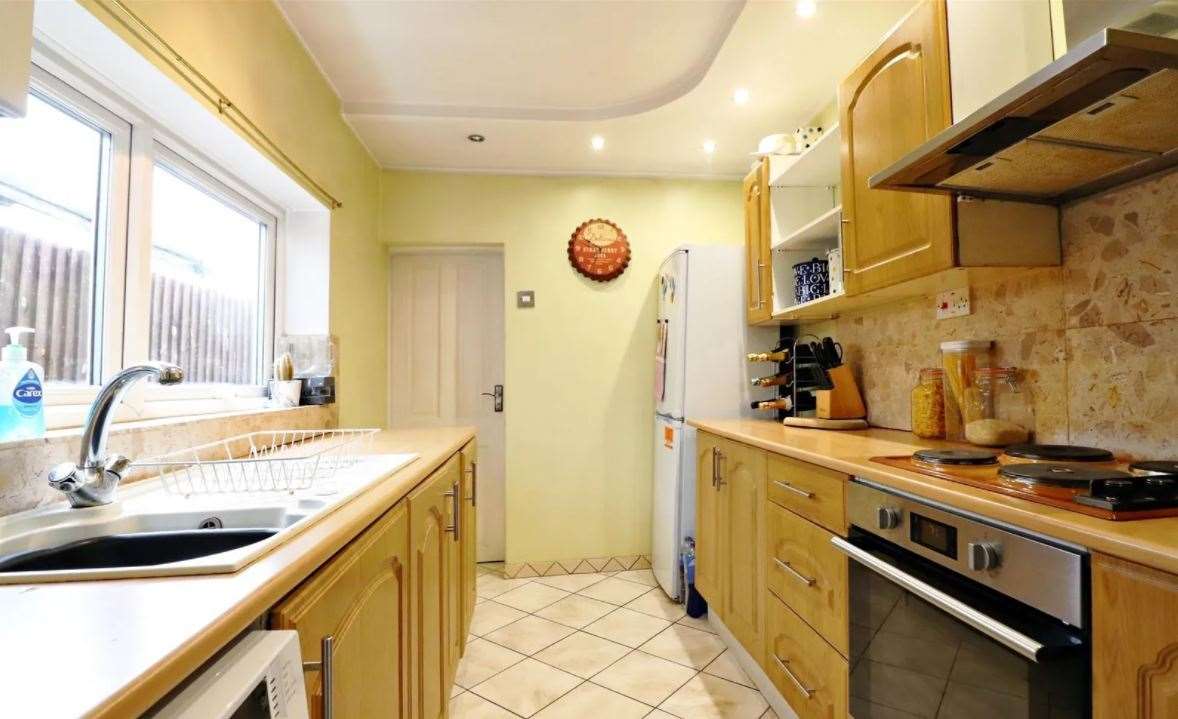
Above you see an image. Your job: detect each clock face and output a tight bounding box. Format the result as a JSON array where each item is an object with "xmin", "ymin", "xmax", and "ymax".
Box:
[{"xmin": 568, "ymin": 219, "xmax": 631, "ymax": 282}]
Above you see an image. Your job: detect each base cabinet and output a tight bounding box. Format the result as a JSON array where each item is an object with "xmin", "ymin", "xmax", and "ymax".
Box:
[
  {"xmin": 696, "ymin": 435, "xmax": 766, "ymax": 661},
  {"xmin": 765, "ymin": 593, "xmax": 848, "ymax": 719},
  {"xmin": 271, "ymin": 502, "xmax": 410, "ymax": 718},
  {"xmin": 1093, "ymin": 553, "xmax": 1178, "ymax": 718},
  {"xmin": 273, "ymin": 451, "xmax": 474, "ymax": 719}
]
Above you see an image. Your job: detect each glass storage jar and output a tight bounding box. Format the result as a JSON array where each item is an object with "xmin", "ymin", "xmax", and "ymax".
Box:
[
  {"xmin": 940, "ymin": 340, "xmax": 993, "ymax": 441},
  {"xmin": 910, "ymin": 368, "xmax": 945, "ymax": 439},
  {"xmin": 964, "ymin": 367, "xmax": 1033, "ymax": 446}
]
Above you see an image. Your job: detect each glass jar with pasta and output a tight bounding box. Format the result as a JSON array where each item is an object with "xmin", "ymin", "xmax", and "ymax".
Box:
[
  {"xmin": 911, "ymin": 368, "xmax": 946, "ymax": 439},
  {"xmin": 940, "ymin": 340, "xmax": 993, "ymax": 441}
]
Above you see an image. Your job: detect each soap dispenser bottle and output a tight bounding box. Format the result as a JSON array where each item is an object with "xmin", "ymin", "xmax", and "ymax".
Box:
[{"xmin": 0, "ymin": 327, "xmax": 45, "ymax": 440}]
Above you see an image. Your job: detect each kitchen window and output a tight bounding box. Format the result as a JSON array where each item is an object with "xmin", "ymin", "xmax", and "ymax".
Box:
[{"xmin": 3, "ymin": 65, "xmax": 281, "ymax": 428}]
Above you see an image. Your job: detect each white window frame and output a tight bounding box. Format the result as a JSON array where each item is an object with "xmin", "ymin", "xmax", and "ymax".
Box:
[{"xmin": 14, "ymin": 60, "xmax": 286, "ymax": 429}]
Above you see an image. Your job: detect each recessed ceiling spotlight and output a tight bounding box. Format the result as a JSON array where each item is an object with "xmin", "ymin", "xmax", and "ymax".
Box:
[
  {"xmin": 467, "ymin": 133, "xmax": 486, "ymax": 143},
  {"xmin": 733, "ymin": 87, "xmax": 750, "ymax": 105},
  {"xmin": 591, "ymin": 135, "xmax": 606, "ymax": 151},
  {"xmin": 702, "ymin": 139, "xmax": 717, "ymax": 155},
  {"xmin": 796, "ymin": 0, "xmax": 817, "ymax": 18}
]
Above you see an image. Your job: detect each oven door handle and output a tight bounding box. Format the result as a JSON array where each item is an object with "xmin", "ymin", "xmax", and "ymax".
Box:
[{"xmin": 831, "ymin": 536, "xmax": 1045, "ymax": 662}]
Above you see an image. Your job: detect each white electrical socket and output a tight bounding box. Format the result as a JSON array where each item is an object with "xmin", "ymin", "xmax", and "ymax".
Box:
[{"xmin": 936, "ymin": 288, "xmax": 970, "ymax": 319}]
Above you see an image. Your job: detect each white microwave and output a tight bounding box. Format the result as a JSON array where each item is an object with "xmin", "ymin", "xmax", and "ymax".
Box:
[{"xmin": 152, "ymin": 630, "xmax": 309, "ymax": 719}]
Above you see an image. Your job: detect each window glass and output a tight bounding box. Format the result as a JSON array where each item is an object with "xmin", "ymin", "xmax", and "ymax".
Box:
[
  {"xmin": 149, "ymin": 161, "xmax": 266, "ymax": 384},
  {"xmin": 0, "ymin": 92, "xmax": 108, "ymax": 384}
]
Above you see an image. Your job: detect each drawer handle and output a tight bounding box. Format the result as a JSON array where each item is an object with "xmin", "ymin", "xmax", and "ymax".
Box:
[
  {"xmin": 773, "ymin": 480, "xmax": 814, "ymax": 499},
  {"xmin": 772, "ymin": 653, "xmax": 814, "ymax": 699},
  {"xmin": 773, "ymin": 557, "xmax": 816, "ymax": 587},
  {"xmin": 445, "ymin": 481, "xmax": 461, "ymax": 541}
]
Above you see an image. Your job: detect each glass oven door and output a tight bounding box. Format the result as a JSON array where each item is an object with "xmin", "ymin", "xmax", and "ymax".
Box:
[{"xmin": 834, "ymin": 530, "xmax": 1089, "ymax": 718}]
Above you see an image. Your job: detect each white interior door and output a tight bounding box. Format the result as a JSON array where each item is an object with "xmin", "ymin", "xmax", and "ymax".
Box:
[{"xmin": 389, "ymin": 249, "xmax": 506, "ymax": 562}]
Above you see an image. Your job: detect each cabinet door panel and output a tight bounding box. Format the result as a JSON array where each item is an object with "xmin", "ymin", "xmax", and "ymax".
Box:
[
  {"xmin": 840, "ymin": 0, "xmax": 954, "ymax": 294},
  {"xmin": 721, "ymin": 440, "xmax": 766, "ymax": 661},
  {"xmin": 271, "ymin": 502, "xmax": 409, "ymax": 719},
  {"xmin": 410, "ymin": 457, "xmax": 459, "ymax": 719},
  {"xmin": 744, "ymin": 160, "xmax": 772, "ymax": 324},
  {"xmin": 1093, "ymin": 554, "xmax": 1178, "ymax": 718},
  {"xmin": 695, "ymin": 433, "xmax": 723, "ymax": 609},
  {"xmin": 461, "ymin": 442, "xmax": 478, "ymax": 640}
]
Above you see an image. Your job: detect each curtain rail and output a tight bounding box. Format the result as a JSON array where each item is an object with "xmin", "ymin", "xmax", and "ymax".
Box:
[{"xmin": 92, "ymin": 0, "xmax": 343, "ymax": 210}]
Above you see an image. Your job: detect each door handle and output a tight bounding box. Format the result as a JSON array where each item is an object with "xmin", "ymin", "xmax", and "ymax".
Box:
[
  {"xmin": 467, "ymin": 461, "xmax": 477, "ymax": 507},
  {"xmin": 481, "ymin": 385, "xmax": 504, "ymax": 412},
  {"xmin": 714, "ymin": 449, "xmax": 726, "ymax": 490},
  {"xmin": 445, "ymin": 481, "xmax": 461, "ymax": 541},
  {"xmin": 302, "ymin": 635, "xmax": 334, "ymax": 719}
]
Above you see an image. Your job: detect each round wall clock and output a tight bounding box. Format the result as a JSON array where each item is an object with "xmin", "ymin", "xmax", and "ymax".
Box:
[{"xmin": 567, "ymin": 218, "xmax": 631, "ymax": 282}]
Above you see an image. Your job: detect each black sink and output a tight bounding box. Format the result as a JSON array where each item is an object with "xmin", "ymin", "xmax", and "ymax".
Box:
[{"xmin": 0, "ymin": 529, "xmax": 279, "ymax": 572}]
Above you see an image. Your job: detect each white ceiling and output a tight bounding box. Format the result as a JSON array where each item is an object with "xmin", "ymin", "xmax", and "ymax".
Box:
[{"xmin": 279, "ymin": 0, "xmax": 915, "ymax": 178}]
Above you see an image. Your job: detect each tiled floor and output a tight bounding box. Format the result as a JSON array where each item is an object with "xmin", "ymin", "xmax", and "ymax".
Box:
[{"xmin": 453, "ymin": 563, "xmax": 779, "ymax": 719}]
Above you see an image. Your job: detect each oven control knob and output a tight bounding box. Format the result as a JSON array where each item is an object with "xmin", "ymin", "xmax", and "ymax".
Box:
[
  {"xmin": 876, "ymin": 506, "xmax": 902, "ymax": 530},
  {"xmin": 968, "ymin": 542, "xmax": 1002, "ymax": 571}
]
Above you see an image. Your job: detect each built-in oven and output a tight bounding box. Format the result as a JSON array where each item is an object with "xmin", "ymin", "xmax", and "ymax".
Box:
[{"xmin": 834, "ymin": 479, "xmax": 1090, "ymax": 718}]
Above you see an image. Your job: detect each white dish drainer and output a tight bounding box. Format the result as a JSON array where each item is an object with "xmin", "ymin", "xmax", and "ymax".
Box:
[{"xmin": 132, "ymin": 428, "xmax": 380, "ymax": 495}]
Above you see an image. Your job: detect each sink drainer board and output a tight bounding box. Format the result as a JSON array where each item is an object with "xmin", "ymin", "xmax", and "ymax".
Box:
[{"xmin": 132, "ymin": 428, "xmax": 379, "ymax": 495}]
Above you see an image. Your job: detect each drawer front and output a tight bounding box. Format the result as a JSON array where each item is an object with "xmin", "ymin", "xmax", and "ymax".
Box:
[
  {"xmin": 765, "ymin": 593, "xmax": 848, "ymax": 719},
  {"xmin": 766, "ymin": 503, "xmax": 848, "ymax": 656},
  {"xmin": 766, "ymin": 455, "xmax": 847, "ymax": 534}
]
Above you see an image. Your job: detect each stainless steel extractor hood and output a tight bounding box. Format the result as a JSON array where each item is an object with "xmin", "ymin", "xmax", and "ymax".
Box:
[{"xmin": 870, "ymin": 28, "xmax": 1178, "ymax": 204}]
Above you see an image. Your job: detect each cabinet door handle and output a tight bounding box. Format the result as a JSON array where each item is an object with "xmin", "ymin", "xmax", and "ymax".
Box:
[
  {"xmin": 302, "ymin": 635, "xmax": 335, "ymax": 719},
  {"xmin": 774, "ymin": 557, "xmax": 816, "ymax": 587},
  {"xmin": 468, "ymin": 461, "xmax": 478, "ymax": 507},
  {"xmin": 715, "ymin": 450, "xmax": 726, "ymax": 489},
  {"xmin": 773, "ymin": 479, "xmax": 813, "ymax": 499},
  {"xmin": 756, "ymin": 261, "xmax": 766, "ymax": 308},
  {"xmin": 445, "ymin": 482, "xmax": 461, "ymax": 541},
  {"xmin": 772, "ymin": 653, "xmax": 813, "ymax": 699},
  {"xmin": 711, "ymin": 447, "xmax": 719, "ymax": 488}
]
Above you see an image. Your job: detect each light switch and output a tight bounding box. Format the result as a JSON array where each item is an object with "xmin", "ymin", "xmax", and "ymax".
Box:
[{"xmin": 516, "ymin": 290, "xmax": 535, "ymax": 308}]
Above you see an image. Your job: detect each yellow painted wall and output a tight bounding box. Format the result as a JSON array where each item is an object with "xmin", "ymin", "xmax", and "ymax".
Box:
[
  {"xmin": 381, "ymin": 171, "xmax": 742, "ymax": 562},
  {"xmin": 80, "ymin": 0, "xmax": 387, "ymax": 427}
]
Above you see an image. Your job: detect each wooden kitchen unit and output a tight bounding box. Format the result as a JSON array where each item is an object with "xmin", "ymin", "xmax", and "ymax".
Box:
[
  {"xmin": 0, "ymin": 428, "xmax": 478, "ymax": 718},
  {"xmin": 692, "ymin": 419, "xmax": 1178, "ymax": 719}
]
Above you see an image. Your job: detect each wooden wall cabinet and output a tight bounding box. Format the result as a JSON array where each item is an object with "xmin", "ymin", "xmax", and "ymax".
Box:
[
  {"xmin": 1093, "ymin": 553, "xmax": 1178, "ymax": 718},
  {"xmin": 271, "ymin": 502, "xmax": 410, "ymax": 718},
  {"xmin": 744, "ymin": 158, "xmax": 772, "ymax": 324},
  {"xmin": 695, "ymin": 435, "xmax": 767, "ymax": 660},
  {"xmin": 838, "ymin": 0, "xmax": 955, "ymax": 295}
]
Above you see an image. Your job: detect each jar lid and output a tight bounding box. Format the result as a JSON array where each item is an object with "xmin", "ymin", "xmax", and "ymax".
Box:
[{"xmin": 940, "ymin": 340, "xmax": 993, "ymax": 351}]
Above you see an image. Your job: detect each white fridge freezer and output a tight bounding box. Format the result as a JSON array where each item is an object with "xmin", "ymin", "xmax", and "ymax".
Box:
[{"xmin": 651, "ymin": 245, "xmax": 777, "ymax": 600}]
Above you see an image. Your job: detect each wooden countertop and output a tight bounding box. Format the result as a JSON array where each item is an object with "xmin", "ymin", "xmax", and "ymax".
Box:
[
  {"xmin": 0, "ymin": 426, "xmax": 474, "ymax": 719},
  {"xmin": 690, "ymin": 418, "xmax": 1178, "ymax": 576}
]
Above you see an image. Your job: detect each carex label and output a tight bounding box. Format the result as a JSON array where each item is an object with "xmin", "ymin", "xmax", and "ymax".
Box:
[{"xmin": 13, "ymin": 369, "xmax": 42, "ymax": 417}]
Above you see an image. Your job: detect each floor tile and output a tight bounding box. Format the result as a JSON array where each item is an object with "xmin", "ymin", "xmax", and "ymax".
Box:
[
  {"xmin": 578, "ymin": 577, "xmax": 650, "ymax": 605},
  {"xmin": 533, "ymin": 681, "xmax": 650, "ymax": 719},
  {"xmin": 614, "ymin": 569, "xmax": 658, "ymax": 587},
  {"xmin": 456, "ymin": 638, "xmax": 528, "ymax": 688},
  {"xmin": 624, "ymin": 588, "xmax": 686, "ymax": 621},
  {"xmin": 639, "ymin": 624, "xmax": 726, "ymax": 669},
  {"xmin": 645, "ymin": 711, "xmax": 679, "ymax": 719},
  {"xmin": 592, "ymin": 650, "xmax": 698, "ymax": 706},
  {"xmin": 450, "ymin": 690, "xmax": 521, "ymax": 718},
  {"xmin": 478, "ymin": 573, "xmax": 534, "ymax": 599},
  {"xmin": 495, "ymin": 583, "xmax": 572, "ymax": 613},
  {"xmin": 759, "ymin": 709, "xmax": 781, "ymax": 719},
  {"xmin": 535, "ymin": 594, "xmax": 618, "ymax": 629},
  {"xmin": 534, "ymin": 572, "xmax": 609, "ymax": 593},
  {"xmin": 659, "ymin": 673, "xmax": 768, "ymax": 719},
  {"xmin": 534, "ymin": 631, "xmax": 631, "ymax": 679},
  {"xmin": 453, "ymin": 685, "xmax": 466, "ymax": 699},
  {"xmin": 485, "ymin": 615, "xmax": 576, "ymax": 655},
  {"xmin": 470, "ymin": 601, "xmax": 529, "ymax": 636},
  {"xmin": 702, "ymin": 650, "xmax": 754, "ymax": 688},
  {"xmin": 676, "ymin": 613, "xmax": 714, "ymax": 634},
  {"xmin": 584, "ymin": 608, "xmax": 672, "ymax": 648},
  {"xmin": 471, "ymin": 658, "xmax": 582, "ymax": 718}
]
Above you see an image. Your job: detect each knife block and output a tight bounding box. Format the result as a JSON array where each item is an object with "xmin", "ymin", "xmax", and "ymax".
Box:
[{"xmin": 816, "ymin": 364, "xmax": 866, "ymax": 420}]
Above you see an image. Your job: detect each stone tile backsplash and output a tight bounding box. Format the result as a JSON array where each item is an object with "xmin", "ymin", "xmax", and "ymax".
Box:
[{"xmin": 803, "ymin": 169, "xmax": 1178, "ymax": 458}]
